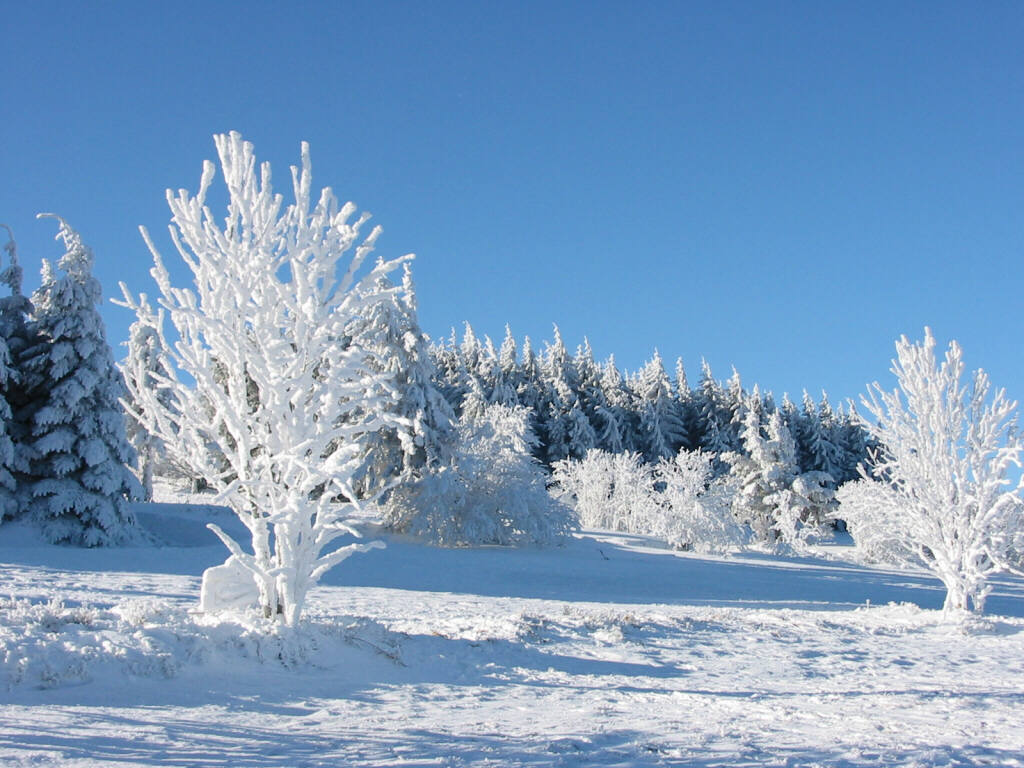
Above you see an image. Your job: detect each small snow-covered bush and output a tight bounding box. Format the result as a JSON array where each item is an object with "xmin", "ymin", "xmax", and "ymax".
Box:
[
  {"xmin": 551, "ymin": 449, "xmax": 660, "ymax": 533},
  {"xmin": 0, "ymin": 596, "xmax": 402, "ymax": 689},
  {"xmin": 655, "ymin": 450, "xmax": 747, "ymax": 554},
  {"xmin": 553, "ymin": 448, "xmax": 746, "ymax": 553},
  {"xmin": 835, "ymin": 478, "xmax": 908, "ymax": 564},
  {"xmin": 383, "ymin": 403, "xmax": 576, "ymax": 546}
]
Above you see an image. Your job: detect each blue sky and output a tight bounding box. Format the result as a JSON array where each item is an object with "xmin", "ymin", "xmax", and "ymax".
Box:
[{"xmin": 3, "ymin": 1, "xmax": 1022, "ymax": 407}]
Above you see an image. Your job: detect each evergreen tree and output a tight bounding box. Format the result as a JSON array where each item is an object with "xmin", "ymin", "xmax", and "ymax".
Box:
[
  {"xmin": 674, "ymin": 357, "xmax": 695, "ymax": 451},
  {"xmin": 19, "ymin": 216, "xmax": 137, "ymax": 545},
  {"xmin": 477, "ymin": 335, "xmax": 500, "ymax": 401},
  {"xmin": 0, "ymin": 226, "xmax": 27, "ymax": 521},
  {"xmin": 594, "ymin": 355, "xmax": 632, "ymax": 453},
  {"xmin": 348, "ymin": 265, "xmax": 455, "ymax": 496},
  {"xmin": 432, "ymin": 330, "xmax": 466, "ymax": 411},
  {"xmin": 541, "ymin": 326, "xmax": 588, "ymax": 464},
  {"xmin": 490, "ymin": 325, "xmax": 519, "ymax": 406},
  {"xmin": 635, "ymin": 350, "xmax": 688, "ymax": 462},
  {"xmin": 724, "ymin": 367, "xmax": 747, "ymax": 451},
  {"xmin": 724, "ymin": 409, "xmax": 799, "ymax": 545},
  {"xmin": 517, "ymin": 335, "xmax": 543, "ymax": 413},
  {"xmin": 383, "ymin": 402, "xmax": 576, "ymax": 546},
  {"xmin": 459, "ymin": 322, "xmax": 482, "ymax": 382},
  {"xmin": 808, "ymin": 392, "xmax": 845, "ymax": 480},
  {"xmin": 696, "ymin": 360, "xmax": 733, "ymax": 461}
]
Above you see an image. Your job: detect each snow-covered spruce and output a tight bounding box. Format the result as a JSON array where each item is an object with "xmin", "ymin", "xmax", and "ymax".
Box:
[
  {"xmin": 838, "ymin": 328, "xmax": 1024, "ymax": 616},
  {"xmin": 345, "ymin": 264, "xmax": 454, "ymax": 499},
  {"xmin": 383, "ymin": 401, "xmax": 576, "ymax": 546},
  {"xmin": 120, "ymin": 132, "xmax": 405, "ymax": 626},
  {"xmin": 724, "ymin": 407, "xmax": 836, "ymax": 551},
  {"xmin": 0, "ymin": 225, "xmax": 26, "ymax": 522},
  {"xmin": 16, "ymin": 216, "xmax": 137, "ymax": 545}
]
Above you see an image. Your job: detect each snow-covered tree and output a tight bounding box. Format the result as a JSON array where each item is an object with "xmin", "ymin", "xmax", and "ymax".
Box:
[
  {"xmin": 673, "ymin": 357, "xmax": 695, "ymax": 451},
  {"xmin": 0, "ymin": 226, "xmax": 25, "ymax": 521},
  {"xmin": 432, "ymin": 330, "xmax": 466, "ymax": 409},
  {"xmin": 594, "ymin": 355, "xmax": 633, "ymax": 454},
  {"xmin": 839, "ymin": 328, "xmax": 1024, "ymax": 616},
  {"xmin": 120, "ymin": 132, "xmax": 403, "ymax": 625},
  {"xmin": 490, "ymin": 326, "xmax": 520, "ymax": 406},
  {"xmin": 18, "ymin": 215, "xmax": 137, "ymax": 545},
  {"xmin": 382, "ymin": 402, "xmax": 575, "ymax": 546},
  {"xmin": 346, "ymin": 265, "xmax": 454, "ymax": 497},
  {"xmin": 725, "ymin": 409, "xmax": 833, "ymax": 549},
  {"xmin": 806, "ymin": 392, "xmax": 845, "ymax": 480},
  {"xmin": 635, "ymin": 350, "xmax": 688, "ymax": 462},
  {"xmin": 696, "ymin": 360, "xmax": 734, "ymax": 461}
]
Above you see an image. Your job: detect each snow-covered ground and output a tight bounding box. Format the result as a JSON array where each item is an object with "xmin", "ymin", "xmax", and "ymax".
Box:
[{"xmin": 3, "ymin": 500, "xmax": 1024, "ymax": 767}]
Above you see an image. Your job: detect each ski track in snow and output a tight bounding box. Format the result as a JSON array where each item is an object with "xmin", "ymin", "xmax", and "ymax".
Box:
[{"xmin": 2, "ymin": 500, "xmax": 1024, "ymax": 767}]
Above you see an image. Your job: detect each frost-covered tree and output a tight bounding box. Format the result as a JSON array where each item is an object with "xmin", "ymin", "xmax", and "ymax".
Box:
[
  {"xmin": 724, "ymin": 367, "xmax": 747, "ymax": 449},
  {"xmin": 18, "ymin": 216, "xmax": 137, "ymax": 545},
  {"xmin": 490, "ymin": 326, "xmax": 520, "ymax": 406},
  {"xmin": 346, "ymin": 265, "xmax": 454, "ymax": 497},
  {"xmin": 725, "ymin": 409, "xmax": 833, "ymax": 549},
  {"xmin": 382, "ymin": 402, "xmax": 575, "ymax": 546},
  {"xmin": 432, "ymin": 330, "xmax": 466, "ymax": 409},
  {"xmin": 673, "ymin": 357, "xmax": 695, "ymax": 451},
  {"xmin": 120, "ymin": 132, "xmax": 403, "ymax": 625},
  {"xmin": 806, "ymin": 392, "xmax": 845, "ymax": 480},
  {"xmin": 696, "ymin": 360, "xmax": 733, "ymax": 463},
  {"xmin": 541, "ymin": 326, "xmax": 588, "ymax": 464},
  {"xmin": 594, "ymin": 355, "xmax": 633, "ymax": 454},
  {"xmin": 635, "ymin": 350, "xmax": 688, "ymax": 462},
  {"xmin": 0, "ymin": 226, "xmax": 25, "ymax": 521},
  {"xmin": 838, "ymin": 328, "xmax": 1024, "ymax": 616}
]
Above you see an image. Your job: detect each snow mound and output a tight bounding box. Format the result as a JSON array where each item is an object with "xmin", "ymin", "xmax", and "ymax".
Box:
[{"xmin": 0, "ymin": 596, "xmax": 402, "ymax": 690}]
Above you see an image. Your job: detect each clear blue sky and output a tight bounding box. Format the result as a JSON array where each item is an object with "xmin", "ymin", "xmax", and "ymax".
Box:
[{"xmin": 3, "ymin": 1, "xmax": 1022, "ymax": 407}]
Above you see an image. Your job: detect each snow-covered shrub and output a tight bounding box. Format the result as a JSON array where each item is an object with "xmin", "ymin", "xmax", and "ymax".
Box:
[
  {"xmin": 553, "ymin": 448, "xmax": 745, "ymax": 553},
  {"xmin": 121, "ymin": 292, "xmax": 176, "ymax": 502},
  {"xmin": 120, "ymin": 133, "xmax": 403, "ymax": 625},
  {"xmin": 655, "ymin": 449, "xmax": 747, "ymax": 553},
  {"xmin": 843, "ymin": 328, "xmax": 1024, "ymax": 616},
  {"xmin": 551, "ymin": 449, "xmax": 660, "ymax": 533},
  {"xmin": 835, "ymin": 478, "xmax": 908, "ymax": 563},
  {"xmin": 383, "ymin": 402, "xmax": 576, "ymax": 546},
  {"xmin": 17, "ymin": 216, "xmax": 138, "ymax": 545}
]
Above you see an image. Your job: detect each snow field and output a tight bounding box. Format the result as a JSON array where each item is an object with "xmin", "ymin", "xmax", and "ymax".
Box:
[{"xmin": 2, "ymin": 505, "xmax": 1024, "ymax": 766}]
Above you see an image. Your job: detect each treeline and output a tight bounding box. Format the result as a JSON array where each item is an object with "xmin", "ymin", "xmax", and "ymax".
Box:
[{"xmin": 428, "ymin": 324, "xmax": 871, "ymax": 486}]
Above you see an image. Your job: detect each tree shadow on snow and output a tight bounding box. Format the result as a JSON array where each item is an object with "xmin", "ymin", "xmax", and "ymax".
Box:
[
  {"xmin": 5, "ymin": 709, "xmax": 1023, "ymax": 768},
  {"xmin": 324, "ymin": 530, "xmax": 1024, "ymax": 618}
]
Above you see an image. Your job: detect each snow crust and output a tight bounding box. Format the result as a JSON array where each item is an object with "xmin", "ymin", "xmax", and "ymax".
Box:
[{"xmin": 3, "ymin": 499, "xmax": 1024, "ymax": 767}]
